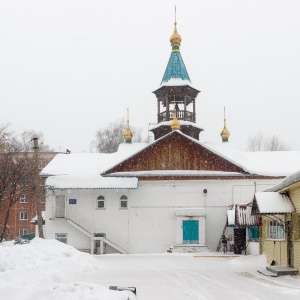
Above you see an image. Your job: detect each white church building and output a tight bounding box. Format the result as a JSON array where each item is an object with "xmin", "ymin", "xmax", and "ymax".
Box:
[{"xmin": 41, "ymin": 19, "xmax": 300, "ymax": 255}]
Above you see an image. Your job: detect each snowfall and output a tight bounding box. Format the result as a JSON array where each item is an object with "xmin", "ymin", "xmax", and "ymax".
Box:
[{"xmin": 1, "ymin": 239, "xmax": 300, "ymax": 300}]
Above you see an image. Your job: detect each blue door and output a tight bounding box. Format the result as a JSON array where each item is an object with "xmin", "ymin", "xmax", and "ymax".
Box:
[{"xmin": 183, "ymin": 220, "xmax": 199, "ymax": 244}]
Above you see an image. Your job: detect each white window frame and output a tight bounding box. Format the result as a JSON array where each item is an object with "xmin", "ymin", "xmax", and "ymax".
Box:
[
  {"xmin": 19, "ymin": 228, "xmax": 28, "ymax": 236},
  {"xmin": 97, "ymin": 196, "xmax": 105, "ymax": 209},
  {"xmin": 55, "ymin": 233, "xmax": 68, "ymax": 244},
  {"xmin": 120, "ymin": 195, "xmax": 128, "ymax": 209},
  {"xmin": 267, "ymin": 220, "xmax": 285, "ymax": 240},
  {"xmin": 20, "ymin": 194, "xmax": 27, "ymax": 203},
  {"xmin": 20, "ymin": 211, "xmax": 28, "ymax": 220}
]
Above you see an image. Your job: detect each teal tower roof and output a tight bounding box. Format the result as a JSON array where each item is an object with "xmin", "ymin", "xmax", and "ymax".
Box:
[{"xmin": 160, "ymin": 18, "xmax": 192, "ymax": 86}]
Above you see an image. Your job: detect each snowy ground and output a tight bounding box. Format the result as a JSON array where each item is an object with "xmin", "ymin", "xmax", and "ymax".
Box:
[{"xmin": 1, "ymin": 239, "xmax": 300, "ymax": 300}]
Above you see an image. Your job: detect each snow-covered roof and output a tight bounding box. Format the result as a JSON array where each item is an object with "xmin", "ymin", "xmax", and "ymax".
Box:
[
  {"xmin": 46, "ymin": 175, "xmax": 138, "ymax": 190},
  {"xmin": 40, "ymin": 130, "xmax": 300, "ymax": 192},
  {"xmin": 40, "ymin": 143, "xmax": 148, "ymax": 176},
  {"xmin": 254, "ymin": 192, "xmax": 295, "ymax": 214},
  {"xmin": 266, "ymin": 169, "xmax": 300, "ymax": 192},
  {"xmin": 149, "ymin": 120, "xmax": 203, "ymax": 131},
  {"xmin": 160, "ymin": 78, "xmax": 192, "ymax": 87},
  {"xmin": 206, "ymin": 142, "xmax": 300, "ymax": 177}
]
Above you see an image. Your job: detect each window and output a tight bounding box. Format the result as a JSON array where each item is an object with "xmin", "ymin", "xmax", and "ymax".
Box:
[
  {"xmin": 19, "ymin": 228, "xmax": 28, "ymax": 236},
  {"xmin": 267, "ymin": 220, "xmax": 285, "ymax": 240},
  {"xmin": 20, "ymin": 211, "xmax": 28, "ymax": 220},
  {"xmin": 55, "ymin": 233, "xmax": 68, "ymax": 244},
  {"xmin": 120, "ymin": 195, "xmax": 128, "ymax": 209},
  {"xmin": 20, "ymin": 194, "xmax": 27, "ymax": 203},
  {"xmin": 97, "ymin": 196, "xmax": 105, "ymax": 209},
  {"xmin": 248, "ymin": 226, "xmax": 259, "ymax": 241}
]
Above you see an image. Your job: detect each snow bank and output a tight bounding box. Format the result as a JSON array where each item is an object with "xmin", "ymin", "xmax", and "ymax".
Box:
[{"xmin": 0, "ymin": 238, "xmax": 136, "ymax": 300}]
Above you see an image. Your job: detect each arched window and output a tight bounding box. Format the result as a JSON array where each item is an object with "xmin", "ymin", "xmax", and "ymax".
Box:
[
  {"xmin": 120, "ymin": 195, "xmax": 128, "ymax": 209},
  {"xmin": 97, "ymin": 196, "xmax": 105, "ymax": 209}
]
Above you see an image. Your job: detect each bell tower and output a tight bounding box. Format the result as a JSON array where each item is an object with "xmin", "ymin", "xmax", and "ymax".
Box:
[{"xmin": 151, "ymin": 8, "xmax": 203, "ymax": 140}]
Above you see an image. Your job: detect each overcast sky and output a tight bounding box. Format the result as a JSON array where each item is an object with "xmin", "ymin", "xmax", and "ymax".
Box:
[{"xmin": 1, "ymin": 0, "xmax": 299, "ymax": 153}]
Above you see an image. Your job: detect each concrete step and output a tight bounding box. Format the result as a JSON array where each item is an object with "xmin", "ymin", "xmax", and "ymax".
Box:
[
  {"xmin": 171, "ymin": 244, "xmax": 208, "ymax": 253},
  {"xmin": 257, "ymin": 269, "xmax": 278, "ymax": 277},
  {"xmin": 266, "ymin": 266, "xmax": 298, "ymax": 276}
]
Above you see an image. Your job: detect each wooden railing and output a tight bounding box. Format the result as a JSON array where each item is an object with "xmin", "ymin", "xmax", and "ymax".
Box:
[{"xmin": 158, "ymin": 110, "xmax": 195, "ymax": 122}]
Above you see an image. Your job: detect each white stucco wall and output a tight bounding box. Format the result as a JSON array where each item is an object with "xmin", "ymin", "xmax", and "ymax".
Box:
[{"xmin": 45, "ymin": 178, "xmax": 281, "ymax": 253}]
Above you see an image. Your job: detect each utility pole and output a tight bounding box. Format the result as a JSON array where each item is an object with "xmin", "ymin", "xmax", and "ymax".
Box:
[{"xmin": 33, "ymin": 137, "xmax": 44, "ymax": 238}]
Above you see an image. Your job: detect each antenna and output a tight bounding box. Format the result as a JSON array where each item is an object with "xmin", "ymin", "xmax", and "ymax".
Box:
[{"xmin": 175, "ymin": 5, "xmax": 177, "ymax": 25}]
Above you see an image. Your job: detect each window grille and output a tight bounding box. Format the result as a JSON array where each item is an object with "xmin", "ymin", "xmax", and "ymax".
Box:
[
  {"xmin": 120, "ymin": 195, "xmax": 128, "ymax": 209},
  {"xmin": 267, "ymin": 220, "xmax": 285, "ymax": 240},
  {"xmin": 97, "ymin": 196, "xmax": 105, "ymax": 209}
]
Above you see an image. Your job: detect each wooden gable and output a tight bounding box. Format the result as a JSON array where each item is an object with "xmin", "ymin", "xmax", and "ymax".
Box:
[{"xmin": 103, "ymin": 131, "xmax": 248, "ymax": 175}]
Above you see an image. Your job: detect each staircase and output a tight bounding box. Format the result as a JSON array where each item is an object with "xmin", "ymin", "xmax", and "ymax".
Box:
[
  {"xmin": 216, "ymin": 223, "xmax": 228, "ymax": 252},
  {"xmin": 67, "ymin": 218, "xmax": 92, "ymax": 238},
  {"xmin": 66, "ymin": 218, "xmax": 127, "ymax": 254}
]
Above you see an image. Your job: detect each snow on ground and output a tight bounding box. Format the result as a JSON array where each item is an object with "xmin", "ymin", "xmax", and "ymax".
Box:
[
  {"xmin": 0, "ymin": 238, "xmax": 135, "ymax": 300},
  {"xmin": 1, "ymin": 239, "xmax": 300, "ymax": 300}
]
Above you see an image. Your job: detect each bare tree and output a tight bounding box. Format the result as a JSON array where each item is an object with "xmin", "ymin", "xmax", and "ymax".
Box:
[
  {"xmin": 20, "ymin": 130, "xmax": 54, "ymax": 152},
  {"xmin": 0, "ymin": 125, "xmax": 54, "ymax": 241},
  {"xmin": 247, "ymin": 131, "xmax": 290, "ymax": 151},
  {"xmin": 92, "ymin": 119, "xmax": 144, "ymax": 153},
  {"xmin": 0, "ymin": 127, "xmax": 35, "ymax": 241}
]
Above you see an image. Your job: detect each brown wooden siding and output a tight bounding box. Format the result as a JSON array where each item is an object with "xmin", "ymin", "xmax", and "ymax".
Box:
[
  {"xmin": 138, "ymin": 175, "xmax": 283, "ymax": 181},
  {"xmin": 104, "ymin": 131, "xmax": 250, "ymax": 175}
]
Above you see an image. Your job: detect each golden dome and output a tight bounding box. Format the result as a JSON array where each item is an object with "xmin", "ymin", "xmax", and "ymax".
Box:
[
  {"xmin": 124, "ymin": 109, "xmax": 133, "ymax": 143},
  {"xmin": 220, "ymin": 126, "xmax": 230, "ymax": 138},
  {"xmin": 124, "ymin": 126, "xmax": 133, "ymax": 140},
  {"xmin": 171, "ymin": 108, "xmax": 180, "ymax": 130},
  {"xmin": 170, "ymin": 22, "xmax": 182, "ymax": 47},
  {"xmin": 220, "ymin": 107, "xmax": 230, "ymax": 142}
]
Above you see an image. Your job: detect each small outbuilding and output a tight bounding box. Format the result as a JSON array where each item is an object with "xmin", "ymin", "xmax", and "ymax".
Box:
[{"xmin": 253, "ymin": 173, "xmax": 300, "ymax": 274}]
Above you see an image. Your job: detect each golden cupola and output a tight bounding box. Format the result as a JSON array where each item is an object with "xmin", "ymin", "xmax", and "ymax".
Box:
[
  {"xmin": 220, "ymin": 107, "xmax": 230, "ymax": 142},
  {"xmin": 170, "ymin": 107, "xmax": 180, "ymax": 130},
  {"xmin": 124, "ymin": 109, "xmax": 133, "ymax": 143},
  {"xmin": 170, "ymin": 7, "xmax": 182, "ymax": 51}
]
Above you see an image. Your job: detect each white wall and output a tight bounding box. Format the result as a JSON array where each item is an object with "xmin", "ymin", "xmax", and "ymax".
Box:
[{"xmin": 45, "ymin": 178, "xmax": 281, "ymax": 253}]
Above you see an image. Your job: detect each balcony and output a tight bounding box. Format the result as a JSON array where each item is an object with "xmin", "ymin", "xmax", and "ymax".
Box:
[{"xmin": 158, "ymin": 110, "xmax": 195, "ymax": 123}]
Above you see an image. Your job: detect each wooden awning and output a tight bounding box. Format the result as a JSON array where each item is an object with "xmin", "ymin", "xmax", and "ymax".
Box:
[{"xmin": 252, "ymin": 192, "xmax": 295, "ymax": 215}]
